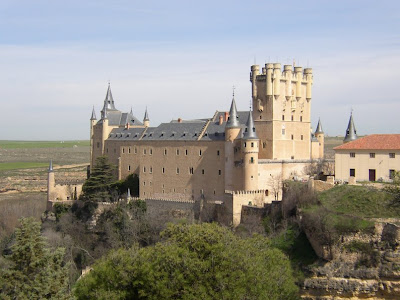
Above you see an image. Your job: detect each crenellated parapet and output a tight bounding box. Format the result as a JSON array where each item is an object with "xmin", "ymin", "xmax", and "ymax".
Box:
[{"xmin": 225, "ymin": 189, "xmax": 267, "ymax": 195}]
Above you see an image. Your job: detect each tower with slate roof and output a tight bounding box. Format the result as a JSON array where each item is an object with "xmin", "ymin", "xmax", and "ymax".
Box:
[
  {"xmin": 314, "ymin": 118, "xmax": 324, "ymax": 158},
  {"xmin": 343, "ymin": 112, "xmax": 358, "ymax": 143},
  {"xmin": 242, "ymin": 110, "xmax": 259, "ymax": 190}
]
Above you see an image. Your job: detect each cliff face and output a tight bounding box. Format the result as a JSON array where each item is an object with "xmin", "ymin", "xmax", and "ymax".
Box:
[{"xmin": 301, "ymin": 219, "xmax": 400, "ymax": 299}]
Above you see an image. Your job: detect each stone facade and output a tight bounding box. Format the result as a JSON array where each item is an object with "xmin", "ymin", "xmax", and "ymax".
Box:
[{"xmin": 89, "ymin": 63, "xmax": 324, "ymax": 226}]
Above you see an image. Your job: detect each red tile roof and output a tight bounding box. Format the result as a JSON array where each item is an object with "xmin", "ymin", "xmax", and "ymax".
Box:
[{"xmin": 334, "ymin": 134, "xmax": 400, "ymax": 151}]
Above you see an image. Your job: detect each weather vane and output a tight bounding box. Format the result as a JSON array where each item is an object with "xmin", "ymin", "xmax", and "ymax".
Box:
[{"xmin": 232, "ymin": 85, "xmax": 235, "ymax": 97}]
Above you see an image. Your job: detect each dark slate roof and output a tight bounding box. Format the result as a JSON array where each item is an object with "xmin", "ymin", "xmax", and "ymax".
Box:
[
  {"xmin": 343, "ymin": 113, "xmax": 357, "ymax": 143},
  {"xmin": 143, "ymin": 107, "xmax": 149, "ymax": 121},
  {"xmin": 90, "ymin": 106, "xmax": 97, "ymax": 120},
  {"xmin": 315, "ymin": 118, "xmax": 323, "ymax": 134},
  {"xmin": 108, "ymin": 127, "xmax": 147, "ymax": 140},
  {"xmin": 141, "ymin": 122, "xmax": 206, "ymax": 141},
  {"xmin": 105, "ymin": 111, "xmax": 144, "ymax": 126},
  {"xmin": 226, "ymin": 98, "xmax": 240, "ymax": 128},
  {"xmin": 103, "ymin": 83, "xmax": 117, "ymax": 111},
  {"xmin": 242, "ymin": 111, "xmax": 258, "ymax": 140}
]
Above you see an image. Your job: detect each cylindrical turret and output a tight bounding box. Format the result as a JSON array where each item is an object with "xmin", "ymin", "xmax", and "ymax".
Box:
[
  {"xmin": 283, "ymin": 65, "xmax": 292, "ymax": 101},
  {"xmin": 250, "ymin": 65, "xmax": 259, "ymax": 100},
  {"xmin": 266, "ymin": 63, "xmax": 274, "ymax": 100},
  {"xmin": 294, "ymin": 67, "xmax": 303, "ymax": 100},
  {"xmin": 242, "ymin": 139, "xmax": 259, "ymax": 191},
  {"xmin": 101, "ymin": 118, "xmax": 109, "ymax": 155},
  {"xmin": 273, "ymin": 63, "xmax": 281, "ymax": 100},
  {"xmin": 304, "ymin": 68, "xmax": 313, "ymax": 100}
]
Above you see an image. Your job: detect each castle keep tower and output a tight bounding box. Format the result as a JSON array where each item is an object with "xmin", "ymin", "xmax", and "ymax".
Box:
[{"xmin": 250, "ymin": 63, "xmax": 313, "ymax": 160}]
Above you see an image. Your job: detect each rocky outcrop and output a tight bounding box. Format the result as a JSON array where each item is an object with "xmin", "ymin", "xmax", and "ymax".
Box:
[{"xmin": 301, "ymin": 221, "xmax": 400, "ymax": 299}]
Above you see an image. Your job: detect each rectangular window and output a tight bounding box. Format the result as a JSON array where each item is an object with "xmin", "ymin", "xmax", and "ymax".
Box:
[
  {"xmin": 162, "ymin": 167, "xmax": 165, "ymax": 174},
  {"xmin": 291, "ymin": 135, "xmax": 294, "ymax": 140},
  {"xmin": 282, "ymin": 129, "xmax": 285, "ymax": 135},
  {"xmin": 185, "ymin": 149, "xmax": 188, "ymax": 155},
  {"xmin": 150, "ymin": 167, "xmax": 153, "ymax": 174},
  {"xmin": 250, "ymin": 157, "xmax": 254, "ymax": 163},
  {"xmin": 370, "ymin": 153, "xmax": 375, "ymax": 158},
  {"xmin": 282, "ymin": 115, "xmax": 285, "ymax": 121},
  {"xmin": 128, "ymin": 165, "xmax": 131, "ymax": 171},
  {"xmin": 134, "ymin": 147, "xmax": 137, "ymax": 154},
  {"xmin": 390, "ymin": 169, "xmax": 395, "ymax": 179},
  {"xmin": 218, "ymin": 170, "xmax": 221, "ymax": 176},
  {"xmin": 150, "ymin": 148, "xmax": 153, "ymax": 155},
  {"xmin": 189, "ymin": 167, "xmax": 194, "ymax": 175},
  {"xmin": 143, "ymin": 167, "xmax": 146, "ymax": 173},
  {"xmin": 128, "ymin": 147, "xmax": 131, "ymax": 154},
  {"xmin": 202, "ymin": 169, "xmax": 205, "ymax": 175},
  {"xmin": 251, "ymin": 142, "xmax": 254, "ymax": 147},
  {"xmin": 176, "ymin": 168, "xmax": 180, "ymax": 174},
  {"xmin": 389, "ymin": 153, "xmax": 396, "ymax": 158},
  {"xmin": 300, "ymin": 116, "xmax": 303, "ymax": 122},
  {"xmin": 143, "ymin": 149, "xmax": 146, "ymax": 155},
  {"xmin": 122, "ymin": 148, "xmax": 125, "ymax": 154},
  {"xmin": 176, "ymin": 149, "xmax": 180, "ymax": 155},
  {"xmin": 164, "ymin": 149, "xmax": 167, "ymax": 155},
  {"xmin": 143, "ymin": 181, "xmax": 146, "ymax": 186},
  {"xmin": 301, "ymin": 135, "xmax": 303, "ymax": 140},
  {"xmin": 291, "ymin": 115, "xmax": 294, "ymax": 121},
  {"xmin": 199, "ymin": 149, "xmax": 202, "ymax": 156},
  {"xmin": 350, "ymin": 152, "xmax": 355, "ymax": 158},
  {"xmin": 350, "ymin": 169, "xmax": 355, "ymax": 177},
  {"xmin": 217, "ymin": 150, "xmax": 220, "ymax": 156}
]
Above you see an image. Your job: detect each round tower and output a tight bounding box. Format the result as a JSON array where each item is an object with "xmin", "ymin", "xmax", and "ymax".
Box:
[
  {"xmin": 242, "ymin": 110, "xmax": 259, "ymax": 191},
  {"xmin": 225, "ymin": 96, "xmax": 241, "ymax": 191},
  {"xmin": 101, "ymin": 106, "xmax": 109, "ymax": 155},
  {"xmin": 314, "ymin": 118, "xmax": 324, "ymax": 158},
  {"xmin": 304, "ymin": 68, "xmax": 313, "ymax": 101},
  {"xmin": 273, "ymin": 63, "xmax": 281, "ymax": 100}
]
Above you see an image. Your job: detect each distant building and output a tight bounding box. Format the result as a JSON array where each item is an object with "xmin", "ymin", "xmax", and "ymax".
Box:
[
  {"xmin": 334, "ymin": 132, "xmax": 400, "ymax": 182},
  {"xmin": 89, "ymin": 63, "xmax": 324, "ymax": 225}
]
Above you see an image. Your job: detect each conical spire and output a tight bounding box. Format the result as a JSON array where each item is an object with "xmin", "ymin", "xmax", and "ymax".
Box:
[
  {"xmin": 343, "ymin": 112, "xmax": 357, "ymax": 143},
  {"xmin": 143, "ymin": 107, "xmax": 149, "ymax": 121},
  {"xmin": 226, "ymin": 97, "xmax": 240, "ymax": 128},
  {"xmin": 315, "ymin": 118, "xmax": 323, "ymax": 134},
  {"xmin": 48, "ymin": 160, "xmax": 53, "ymax": 172},
  {"xmin": 130, "ymin": 106, "xmax": 133, "ymax": 115},
  {"xmin": 101, "ymin": 105, "xmax": 108, "ymax": 120},
  {"xmin": 101, "ymin": 83, "xmax": 116, "ymax": 119},
  {"xmin": 243, "ymin": 110, "xmax": 258, "ymax": 139},
  {"xmin": 90, "ymin": 106, "xmax": 97, "ymax": 120}
]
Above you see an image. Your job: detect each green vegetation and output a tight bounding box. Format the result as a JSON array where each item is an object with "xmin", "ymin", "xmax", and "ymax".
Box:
[
  {"xmin": 0, "ymin": 162, "xmax": 49, "ymax": 171},
  {"xmin": 74, "ymin": 223, "xmax": 299, "ymax": 300},
  {"xmin": 319, "ymin": 185, "xmax": 400, "ymax": 218},
  {"xmin": 0, "ymin": 140, "xmax": 89, "ymax": 149},
  {"xmin": 0, "ymin": 218, "xmax": 71, "ymax": 299}
]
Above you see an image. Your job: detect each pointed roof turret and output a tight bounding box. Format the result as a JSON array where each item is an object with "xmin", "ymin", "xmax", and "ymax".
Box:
[
  {"xmin": 243, "ymin": 110, "xmax": 258, "ymax": 140},
  {"xmin": 343, "ymin": 112, "xmax": 358, "ymax": 143},
  {"xmin": 143, "ymin": 107, "xmax": 149, "ymax": 121},
  {"xmin": 48, "ymin": 160, "xmax": 53, "ymax": 172},
  {"xmin": 226, "ymin": 97, "xmax": 240, "ymax": 128},
  {"xmin": 130, "ymin": 106, "xmax": 133, "ymax": 115},
  {"xmin": 101, "ymin": 105, "xmax": 108, "ymax": 120},
  {"xmin": 104, "ymin": 82, "xmax": 116, "ymax": 110},
  {"xmin": 315, "ymin": 118, "xmax": 323, "ymax": 134},
  {"xmin": 90, "ymin": 106, "xmax": 97, "ymax": 120}
]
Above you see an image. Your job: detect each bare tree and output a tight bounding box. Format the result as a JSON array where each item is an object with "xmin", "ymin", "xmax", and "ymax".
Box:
[{"xmin": 268, "ymin": 174, "xmax": 283, "ymax": 201}]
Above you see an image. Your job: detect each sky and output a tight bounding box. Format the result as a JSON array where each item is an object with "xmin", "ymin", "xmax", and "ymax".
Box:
[{"xmin": 0, "ymin": 0, "xmax": 399, "ymax": 140}]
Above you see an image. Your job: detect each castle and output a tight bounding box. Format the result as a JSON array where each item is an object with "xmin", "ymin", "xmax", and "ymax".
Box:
[{"xmin": 88, "ymin": 63, "xmax": 324, "ymax": 225}]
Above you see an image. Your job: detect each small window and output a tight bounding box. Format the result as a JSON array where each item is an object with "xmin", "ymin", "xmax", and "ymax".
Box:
[
  {"xmin": 128, "ymin": 147, "xmax": 131, "ymax": 154},
  {"xmin": 263, "ymin": 142, "xmax": 266, "ymax": 148},
  {"xmin": 389, "ymin": 153, "xmax": 396, "ymax": 158},
  {"xmin": 143, "ymin": 167, "xmax": 146, "ymax": 173},
  {"xmin": 217, "ymin": 150, "xmax": 220, "ymax": 156},
  {"xmin": 251, "ymin": 142, "xmax": 254, "ymax": 147},
  {"xmin": 143, "ymin": 149, "xmax": 146, "ymax": 155},
  {"xmin": 164, "ymin": 149, "xmax": 167, "ymax": 155},
  {"xmin": 134, "ymin": 147, "xmax": 137, "ymax": 154},
  {"xmin": 185, "ymin": 149, "xmax": 188, "ymax": 155},
  {"xmin": 218, "ymin": 170, "xmax": 221, "ymax": 176},
  {"xmin": 282, "ymin": 129, "xmax": 285, "ymax": 135},
  {"xmin": 350, "ymin": 152, "xmax": 355, "ymax": 158},
  {"xmin": 250, "ymin": 157, "xmax": 254, "ymax": 163},
  {"xmin": 176, "ymin": 149, "xmax": 180, "ymax": 155},
  {"xmin": 370, "ymin": 153, "xmax": 375, "ymax": 158},
  {"xmin": 350, "ymin": 169, "xmax": 355, "ymax": 177},
  {"xmin": 162, "ymin": 167, "xmax": 165, "ymax": 174},
  {"xmin": 128, "ymin": 165, "xmax": 131, "ymax": 171},
  {"xmin": 244, "ymin": 142, "xmax": 247, "ymax": 148},
  {"xmin": 291, "ymin": 135, "xmax": 294, "ymax": 140},
  {"xmin": 189, "ymin": 167, "xmax": 194, "ymax": 174},
  {"xmin": 122, "ymin": 148, "xmax": 125, "ymax": 154},
  {"xmin": 301, "ymin": 135, "xmax": 303, "ymax": 140},
  {"xmin": 282, "ymin": 115, "xmax": 285, "ymax": 121},
  {"xmin": 143, "ymin": 181, "xmax": 146, "ymax": 186},
  {"xmin": 150, "ymin": 148, "xmax": 153, "ymax": 155},
  {"xmin": 389, "ymin": 169, "xmax": 395, "ymax": 179},
  {"xmin": 199, "ymin": 149, "xmax": 202, "ymax": 156},
  {"xmin": 150, "ymin": 167, "xmax": 153, "ymax": 174},
  {"xmin": 291, "ymin": 115, "xmax": 294, "ymax": 121},
  {"xmin": 202, "ymin": 169, "xmax": 205, "ymax": 175},
  {"xmin": 300, "ymin": 116, "xmax": 303, "ymax": 122},
  {"xmin": 176, "ymin": 168, "xmax": 180, "ymax": 174}
]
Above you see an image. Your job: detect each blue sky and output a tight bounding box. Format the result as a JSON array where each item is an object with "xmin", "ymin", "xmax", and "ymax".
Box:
[{"xmin": 0, "ymin": 0, "xmax": 399, "ymax": 140}]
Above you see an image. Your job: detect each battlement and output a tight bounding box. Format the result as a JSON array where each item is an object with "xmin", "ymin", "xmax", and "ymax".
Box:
[
  {"xmin": 128, "ymin": 196, "xmax": 195, "ymax": 204},
  {"xmin": 225, "ymin": 189, "xmax": 266, "ymax": 195}
]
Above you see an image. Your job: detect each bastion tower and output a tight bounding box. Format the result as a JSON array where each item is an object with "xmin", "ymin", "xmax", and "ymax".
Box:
[
  {"xmin": 241, "ymin": 110, "xmax": 259, "ymax": 191},
  {"xmin": 250, "ymin": 63, "xmax": 314, "ymax": 160}
]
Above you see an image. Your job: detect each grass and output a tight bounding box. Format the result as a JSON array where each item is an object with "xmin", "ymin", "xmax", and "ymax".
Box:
[
  {"xmin": 0, "ymin": 162, "xmax": 49, "ymax": 171},
  {"xmin": 319, "ymin": 185, "xmax": 400, "ymax": 218},
  {"xmin": 0, "ymin": 140, "xmax": 90, "ymax": 149}
]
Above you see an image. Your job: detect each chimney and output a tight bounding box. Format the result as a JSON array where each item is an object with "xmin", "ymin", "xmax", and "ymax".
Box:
[
  {"xmin": 224, "ymin": 111, "xmax": 229, "ymax": 122},
  {"xmin": 219, "ymin": 115, "xmax": 223, "ymax": 125},
  {"xmin": 178, "ymin": 118, "xmax": 182, "ymax": 123}
]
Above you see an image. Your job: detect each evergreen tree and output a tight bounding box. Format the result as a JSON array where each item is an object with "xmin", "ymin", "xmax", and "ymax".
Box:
[
  {"xmin": 81, "ymin": 156, "xmax": 116, "ymax": 202},
  {"xmin": 0, "ymin": 218, "xmax": 71, "ymax": 299}
]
